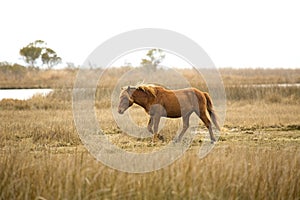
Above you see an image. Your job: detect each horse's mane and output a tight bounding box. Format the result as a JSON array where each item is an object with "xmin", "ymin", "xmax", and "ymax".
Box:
[
  {"xmin": 121, "ymin": 83, "xmax": 157, "ymax": 97},
  {"xmin": 136, "ymin": 84, "xmax": 157, "ymax": 97}
]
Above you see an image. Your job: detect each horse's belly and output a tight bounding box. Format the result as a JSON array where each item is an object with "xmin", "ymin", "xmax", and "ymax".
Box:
[
  {"xmin": 166, "ymin": 114, "xmax": 181, "ymax": 118},
  {"xmin": 164, "ymin": 103, "xmax": 192, "ymax": 118},
  {"xmin": 165, "ymin": 109, "xmax": 182, "ymax": 118}
]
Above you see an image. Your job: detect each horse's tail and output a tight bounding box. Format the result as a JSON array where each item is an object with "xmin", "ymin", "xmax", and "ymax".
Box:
[{"xmin": 203, "ymin": 92, "xmax": 221, "ymax": 131}]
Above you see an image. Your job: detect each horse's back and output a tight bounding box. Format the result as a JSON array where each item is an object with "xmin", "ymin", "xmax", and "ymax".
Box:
[{"xmin": 154, "ymin": 87, "xmax": 205, "ymax": 117}]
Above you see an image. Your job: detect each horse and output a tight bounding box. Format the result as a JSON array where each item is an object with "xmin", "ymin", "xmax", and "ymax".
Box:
[{"xmin": 118, "ymin": 84, "xmax": 220, "ymax": 143}]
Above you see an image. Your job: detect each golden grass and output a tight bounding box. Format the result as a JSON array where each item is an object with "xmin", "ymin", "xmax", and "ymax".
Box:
[
  {"xmin": 0, "ymin": 68, "xmax": 300, "ymax": 199},
  {"xmin": 1, "ymin": 101, "xmax": 299, "ymax": 199},
  {"xmin": 225, "ymin": 101, "xmax": 300, "ymax": 129},
  {"xmin": 1, "ymin": 142, "xmax": 299, "ymax": 199}
]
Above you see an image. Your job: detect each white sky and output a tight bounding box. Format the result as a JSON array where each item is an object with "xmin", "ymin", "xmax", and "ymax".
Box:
[{"xmin": 0, "ymin": 0, "xmax": 299, "ymax": 68}]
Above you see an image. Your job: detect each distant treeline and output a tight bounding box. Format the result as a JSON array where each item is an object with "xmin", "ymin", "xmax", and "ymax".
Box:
[
  {"xmin": 0, "ymin": 62, "xmax": 27, "ymax": 72},
  {"xmin": 0, "ymin": 63, "xmax": 299, "ymax": 89},
  {"xmin": 0, "ymin": 62, "xmax": 77, "ymax": 89}
]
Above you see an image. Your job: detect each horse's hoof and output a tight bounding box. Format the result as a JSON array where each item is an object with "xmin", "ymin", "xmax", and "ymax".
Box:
[
  {"xmin": 158, "ymin": 134, "xmax": 165, "ymax": 142},
  {"xmin": 152, "ymin": 134, "xmax": 159, "ymax": 143}
]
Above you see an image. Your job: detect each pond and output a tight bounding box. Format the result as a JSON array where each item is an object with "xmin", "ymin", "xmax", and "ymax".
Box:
[
  {"xmin": 245, "ymin": 83, "xmax": 300, "ymax": 88},
  {"xmin": 0, "ymin": 83, "xmax": 299, "ymax": 101},
  {"xmin": 0, "ymin": 89, "xmax": 53, "ymax": 100}
]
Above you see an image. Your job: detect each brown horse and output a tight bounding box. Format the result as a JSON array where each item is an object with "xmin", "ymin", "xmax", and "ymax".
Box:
[{"xmin": 118, "ymin": 84, "xmax": 220, "ymax": 143}]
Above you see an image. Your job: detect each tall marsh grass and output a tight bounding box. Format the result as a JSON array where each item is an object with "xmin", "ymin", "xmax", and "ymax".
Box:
[
  {"xmin": 225, "ymin": 85, "xmax": 300, "ymax": 102},
  {"xmin": 0, "ymin": 145, "xmax": 299, "ymax": 199}
]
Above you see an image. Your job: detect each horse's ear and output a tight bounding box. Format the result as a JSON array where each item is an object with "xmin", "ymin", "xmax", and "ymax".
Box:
[{"xmin": 121, "ymin": 86, "xmax": 131, "ymax": 91}]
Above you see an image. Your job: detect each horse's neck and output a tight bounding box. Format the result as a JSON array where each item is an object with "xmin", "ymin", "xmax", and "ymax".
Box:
[
  {"xmin": 132, "ymin": 92, "xmax": 152, "ymax": 112},
  {"xmin": 133, "ymin": 97, "xmax": 149, "ymax": 111}
]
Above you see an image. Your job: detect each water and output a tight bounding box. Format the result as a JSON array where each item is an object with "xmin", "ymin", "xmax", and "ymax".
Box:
[
  {"xmin": 0, "ymin": 83, "xmax": 299, "ymax": 101},
  {"xmin": 0, "ymin": 89, "xmax": 53, "ymax": 100},
  {"xmin": 241, "ymin": 83, "xmax": 300, "ymax": 88}
]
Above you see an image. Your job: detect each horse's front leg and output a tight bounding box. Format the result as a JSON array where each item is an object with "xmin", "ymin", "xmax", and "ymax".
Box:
[
  {"xmin": 152, "ymin": 115, "xmax": 164, "ymax": 142},
  {"xmin": 147, "ymin": 116, "xmax": 154, "ymax": 134}
]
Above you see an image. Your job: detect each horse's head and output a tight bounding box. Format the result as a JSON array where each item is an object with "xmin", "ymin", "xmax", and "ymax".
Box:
[{"xmin": 118, "ymin": 86, "xmax": 134, "ymax": 114}]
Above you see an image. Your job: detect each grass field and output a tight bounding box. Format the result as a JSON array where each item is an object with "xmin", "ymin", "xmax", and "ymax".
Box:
[{"xmin": 0, "ymin": 68, "xmax": 299, "ymax": 199}]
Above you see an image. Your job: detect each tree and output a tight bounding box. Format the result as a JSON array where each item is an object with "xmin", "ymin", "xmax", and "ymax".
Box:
[
  {"xmin": 19, "ymin": 40, "xmax": 45, "ymax": 67},
  {"xmin": 140, "ymin": 48, "xmax": 165, "ymax": 71},
  {"xmin": 19, "ymin": 40, "xmax": 61, "ymax": 69},
  {"xmin": 41, "ymin": 48, "xmax": 61, "ymax": 69}
]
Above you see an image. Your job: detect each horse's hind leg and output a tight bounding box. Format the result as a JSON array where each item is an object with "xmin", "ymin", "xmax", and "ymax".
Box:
[
  {"xmin": 175, "ymin": 114, "xmax": 191, "ymax": 142},
  {"xmin": 198, "ymin": 111, "xmax": 216, "ymax": 143}
]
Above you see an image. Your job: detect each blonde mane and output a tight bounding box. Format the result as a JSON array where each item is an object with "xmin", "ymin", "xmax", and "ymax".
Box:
[
  {"xmin": 136, "ymin": 84, "xmax": 157, "ymax": 97},
  {"xmin": 121, "ymin": 83, "xmax": 160, "ymax": 97}
]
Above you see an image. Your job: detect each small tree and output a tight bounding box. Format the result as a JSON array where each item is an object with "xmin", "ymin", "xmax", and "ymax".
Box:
[
  {"xmin": 19, "ymin": 40, "xmax": 61, "ymax": 69},
  {"xmin": 141, "ymin": 48, "xmax": 165, "ymax": 71},
  {"xmin": 41, "ymin": 48, "xmax": 61, "ymax": 69},
  {"xmin": 19, "ymin": 40, "xmax": 45, "ymax": 67}
]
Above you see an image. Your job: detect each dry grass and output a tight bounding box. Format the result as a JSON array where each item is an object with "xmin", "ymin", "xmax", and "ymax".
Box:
[
  {"xmin": 0, "ymin": 68, "xmax": 300, "ymax": 199},
  {"xmin": 0, "ymin": 68, "xmax": 77, "ymax": 89},
  {"xmin": 1, "ymin": 141, "xmax": 299, "ymax": 199},
  {"xmin": 225, "ymin": 101, "xmax": 300, "ymax": 129},
  {"xmin": 0, "ymin": 110, "xmax": 79, "ymax": 149}
]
